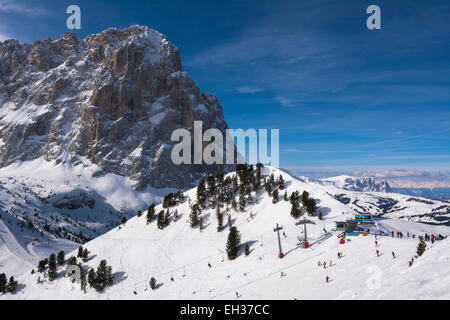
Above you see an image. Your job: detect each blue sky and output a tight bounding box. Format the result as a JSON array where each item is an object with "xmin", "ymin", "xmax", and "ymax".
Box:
[{"xmin": 1, "ymin": 0, "xmax": 449, "ymax": 177}]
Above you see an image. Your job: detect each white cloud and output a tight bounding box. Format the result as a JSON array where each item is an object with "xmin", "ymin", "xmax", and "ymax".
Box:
[
  {"xmin": 276, "ymin": 96, "xmax": 295, "ymax": 107},
  {"xmin": 0, "ymin": 0, "xmax": 48, "ymax": 17},
  {"xmin": 235, "ymin": 86, "xmax": 264, "ymax": 93},
  {"xmin": 0, "ymin": 31, "xmax": 12, "ymax": 41}
]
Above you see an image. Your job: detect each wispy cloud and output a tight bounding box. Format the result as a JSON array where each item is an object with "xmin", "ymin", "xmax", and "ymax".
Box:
[
  {"xmin": 0, "ymin": 31, "xmax": 12, "ymax": 41},
  {"xmin": 235, "ymin": 86, "xmax": 264, "ymax": 93},
  {"xmin": 0, "ymin": 0, "xmax": 49, "ymax": 17},
  {"xmin": 276, "ymin": 96, "xmax": 295, "ymax": 107}
]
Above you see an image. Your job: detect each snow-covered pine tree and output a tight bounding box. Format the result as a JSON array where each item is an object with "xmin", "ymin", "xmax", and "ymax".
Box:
[
  {"xmin": 6, "ymin": 276, "xmax": 18, "ymax": 293},
  {"xmin": 197, "ymin": 180, "xmax": 207, "ymax": 209},
  {"xmin": 272, "ymin": 189, "xmax": 279, "ymax": 204},
  {"xmin": 147, "ymin": 203, "xmax": 155, "ymax": 224},
  {"xmin": 57, "ymin": 251, "xmax": 65, "ymax": 265},
  {"xmin": 417, "ymin": 237, "xmax": 427, "ymax": 256},
  {"xmin": 48, "ymin": 253, "xmax": 57, "ymax": 281},
  {"xmin": 305, "ymin": 198, "xmax": 317, "ymax": 216},
  {"xmin": 302, "ymin": 190, "xmax": 310, "ymax": 206},
  {"xmin": 0, "ymin": 273, "xmax": 6, "ymax": 293},
  {"xmin": 77, "ymin": 246, "xmax": 83, "ymax": 258},
  {"xmin": 157, "ymin": 210, "xmax": 165, "ymax": 229},
  {"xmin": 189, "ymin": 203, "xmax": 200, "ymax": 228},
  {"xmin": 226, "ymin": 226, "xmax": 241, "ymax": 260},
  {"xmin": 150, "ymin": 277, "xmax": 157, "ymax": 290}
]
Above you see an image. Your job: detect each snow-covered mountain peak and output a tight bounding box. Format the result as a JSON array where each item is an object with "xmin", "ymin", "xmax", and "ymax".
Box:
[{"xmin": 0, "ymin": 25, "xmax": 233, "ymax": 190}]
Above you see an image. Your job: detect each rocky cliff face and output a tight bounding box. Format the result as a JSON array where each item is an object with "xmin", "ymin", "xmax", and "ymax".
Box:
[{"xmin": 0, "ymin": 25, "xmax": 233, "ymax": 189}]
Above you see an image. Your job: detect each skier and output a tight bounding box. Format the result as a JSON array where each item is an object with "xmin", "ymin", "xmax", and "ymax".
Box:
[
  {"xmin": 326, "ymin": 276, "xmax": 329, "ymax": 283},
  {"xmin": 376, "ymin": 249, "xmax": 380, "ymax": 257},
  {"xmin": 208, "ymin": 262, "xmax": 212, "ymax": 268},
  {"xmin": 337, "ymin": 252, "xmax": 341, "ymax": 259},
  {"xmin": 235, "ymin": 291, "xmax": 239, "ymax": 298},
  {"xmin": 280, "ymin": 272, "xmax": 285, "ymax": 278},
  {"xmin": 133, "ymin": 290, "xmax": 137, "ymax": 295},
  {"xmin": 407, "ymin": 232, "xmax": 410, "ymax": 238},
  {"xmin": 323, "ymin": 261, "xmax": 327, "ymax": 269},
  {"xmin": 318, "ymin": 261, "xmax": 321, "ymax": 267},
  {"xmin": 329, "ymin": 260, "xmax": 332, "ymax": 267},
  {"xmin": 392, "ymin": 251, "xmax": 396, "ymax": 259},
  {"xmin": 375, "ymin": 240, "xmax": 378, "ymax": 247},
  {"xmin": 283, "ymin": 231, "xmax": 287, "ymax": 238},
  {"xmin": 391, "ymin": 231, "xmax": 394, "ymax": 237},
  {"xmin": 170, "ymin": 277, "xmax": 174, "ymax": 282}
]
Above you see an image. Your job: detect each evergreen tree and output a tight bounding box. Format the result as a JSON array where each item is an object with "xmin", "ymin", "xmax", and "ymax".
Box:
[
  {"xmin": 88, "ymin": 268, "xmax": 97, "ymax": 289},
  {"xmin": 277, "ymin": 175, "xmax": 285, "ymax": 189},
  {"xmin": 48, "ymin": 253, "xmax": 57, "ymax": 281},
  {"xmin": 121, "ymin": 216, "xmax": 127, "ymax": 225},
  {"xmin": 305, "ymin": 198, "xmax": 317, "ymax": 216},
  {"xmin": 164, "ymin": 209, "xmax": 171, "ymax": 227},
  {"xmin": 244, "ymin": 244, "xmax": 250, "ymax": 256},
  {"xmin": 272, "ymin": 189, "xmax": 279, "ymax": 204},
  {"xmin": 197, "ymin": 180, "xmax": 207, "ymax": 209},
  {"xmin": 226, "ymin": 226, "xmax": 241, "ymax": 260},
  {"xmin": 174, "ymin": 209, "xmax": 179, "ymax": 221},
  {"xmin": 284, "ymin": 191, "xmax": 288, "ymax": 201},
  {"xmin": 38, "ymin": 259, "xmax": 48, "ymax": 273},
  {"xmin": 82, "ymin": 248, "xmax": 89, "ymax": 262},
  {"xmin": 150, "ymin": 277, "xmax": 157, "ymax": 290},
  {"xmin": 417, "ymin": 237, "xmax": 427, "ymax": 256},
  {"xmin": 228, "ymin": 214, "xmax": 232, "ymax": 230},
  {"xmin": 87, "ymin": 260, "xmax": 113, "ymax": 292},
  {"xmin": 0, "ymin": 273, "xmax": 6, "ymax": 293},
  {"xmin": 207, "ymin": 175, "xmax": 216, "ymax": 197},
  {"xmin": 146, "ymin": 204, "xmax": 155, "ymax": 224},
  {"xmin": 318, "ymin": 211, "xmax": 323, "ymax": 220},
  {"xmin": 157, "ymin": 210, "xmax": 165, "ymax": 229},
  {"xmin": 95, "ymin": 260, "xmax": 113, "ymax": 292},
  {"xmin": 238, "ymin": 192, "xmax": 246, "ymax": 212},
  {"xmin": 77, "ymin": 246, "xmax": 83, "ymax": 258},
  {"xmin": 80, "ymin": 271, "xmax": 87, "ymax": 293},
  {"xmin": 57, "ymin": 251, "xmax": 65, "ymax": 266},
  {"xmin": 137, "ymin": 209, "xmax": 142, "ymax": 217},
  {"xmin": 290, "ymin": 202, "xmax": 301, "ymax": 219},
  {"xmin": 216, "ymin": 207, "xmax": 223, "ymax": 232},
  {"xmin": 189, "ymin": 203, "xmax": 200, "ymax": 228},
  {"xmin": 6, "ymin": 276, "xmax": 18, "ymax": 293},
  {"xmin": 67, "ymin": 256, "xmax": 77, "ymax": 266},
  {"xmin": 301, "ymin": 190, "xmax": 310, "ymax": 206}
]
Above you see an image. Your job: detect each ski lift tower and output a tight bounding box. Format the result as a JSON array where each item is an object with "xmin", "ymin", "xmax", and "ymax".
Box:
[
  {"xmin": 296, "ymin": 217, "xmax": 314, "ymax": 248},
  {"xmin": 273, "ymin": 223, "xmax": 284, "ymax": 258}
]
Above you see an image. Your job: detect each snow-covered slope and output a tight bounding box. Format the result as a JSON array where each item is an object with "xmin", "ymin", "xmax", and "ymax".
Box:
[
  {"xmin": 6, "ymin": 167, "xmax": 450, "ymax": 299},
  {"xmin": 0, "ymin": 157, "xmax": 173, "ymax": 277}
]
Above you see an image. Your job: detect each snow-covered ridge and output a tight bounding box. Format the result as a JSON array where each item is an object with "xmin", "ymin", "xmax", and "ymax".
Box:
[{"xmin": 300, "ymin": 175, "xmax": 391, "ymax": 193}]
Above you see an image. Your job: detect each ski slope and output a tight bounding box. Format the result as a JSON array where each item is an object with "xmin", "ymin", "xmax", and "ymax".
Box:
[
  {"xmin": 5, "ymin": 167, "xmax": 450, "ymax": 299},
  {"xmin": 0, "ymin": 157, "xmax": 173, "ymax": 277}
]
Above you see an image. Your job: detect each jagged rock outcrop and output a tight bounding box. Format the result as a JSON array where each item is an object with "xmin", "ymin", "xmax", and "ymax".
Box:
[{"xmin": 0, "ymin": 25, "xmax": 234, "ymax": 189}]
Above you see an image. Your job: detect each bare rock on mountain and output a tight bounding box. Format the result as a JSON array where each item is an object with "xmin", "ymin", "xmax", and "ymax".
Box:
[{"xmin": 0, "ymin": 25, "xmax": 234, "ymax": 189}]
